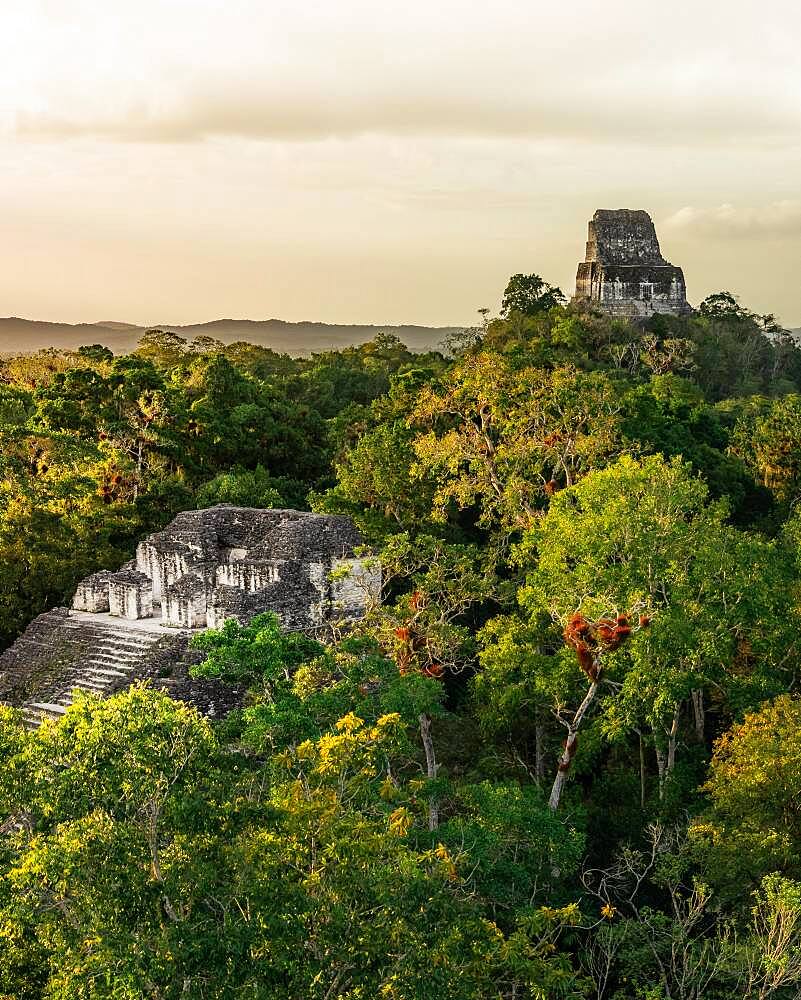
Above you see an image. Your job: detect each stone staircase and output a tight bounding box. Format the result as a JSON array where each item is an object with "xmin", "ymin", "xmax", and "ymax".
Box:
[
  {"xmin": 1, "ymin": 608, "xmax": 243, "ymax": 728},
  {"xmin": 18, "ymin": 618, "xmax": 183, "ymax": 729}
]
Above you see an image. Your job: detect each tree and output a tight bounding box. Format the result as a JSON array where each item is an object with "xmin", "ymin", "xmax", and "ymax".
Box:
[
  {"xmin": 730, "ymin": 395, "xmax": 801, "ymax": 508},
  {"xmin": 501, "ymin": 273, "xmax": 566, "ymax": 318},
  {"xmin": 191, "ymin": 612, "xmax": 324, "ymax": 691},
  {"xmin": 134, "ymin": 328, "xmax": 189, "ymax": 368},
  {"xmin": 77, "ymin": 343, "xmax": 114, "ymax": 363},
  {"xmin": 317, "ymin": 419, "xmax": 437, "ymax": 537},
  {"xmin": 698, "ymin": 291, "xmax": 747, "ymax": 320},
  {"xmin": 692, "ymin": 695, "xmax": 801, "ymax": 892},
  {"xmin": 741, "ymin": 874, "xmax": 801, "ymax": 1000},
  {"xmin": 365, "ymin": 533, "xmax": 490, "ymax": 830},
  {"xmin": 0, "ymin": 687, "xmax": 586, "ymax": 998},
  {"xmin": 0, "ymin": 688, "xmax": 224, "ymax": 996},
  {"xmin": 195, "ymin": 464, "xmax": 285, "ymax": 509},
  {"xmin": 483, "ymin": 455, "xmax": 797, "ymax": 811},
  {"xmin": 412, "ymin": 356, "xmax": 623, "ymax": 535},
  {"xmin": 582, "ymin": 828, "xmax": 801, "ymax": 1000},
  {"xmin": 581, "ymin": 824, "xmax": 733, "ymax": 1000}
]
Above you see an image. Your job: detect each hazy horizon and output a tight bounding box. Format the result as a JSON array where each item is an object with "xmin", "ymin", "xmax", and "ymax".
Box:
[{"xmin": 2, "ymin": 1, "xmax": 800, "ymax": 328}]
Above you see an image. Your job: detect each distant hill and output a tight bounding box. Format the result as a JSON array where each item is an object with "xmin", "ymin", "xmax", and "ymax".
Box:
[{"xmin": 0, "ymin": 317, "xmax": 462, "ymax": 357}]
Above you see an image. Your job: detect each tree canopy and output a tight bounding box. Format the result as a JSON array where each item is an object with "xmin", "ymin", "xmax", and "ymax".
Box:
[{"xmin": 3, "ymin": 281, "xmax": 801, "ymax": 998}]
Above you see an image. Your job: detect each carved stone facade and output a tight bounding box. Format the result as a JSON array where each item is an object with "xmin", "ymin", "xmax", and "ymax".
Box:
[
  {"xmin": 0, "ymin": 506, "xmax": 380, "ymax": 726},
  {"xmin": 574, "ymin": 209, "xmax": 691, "ymax": 318}
]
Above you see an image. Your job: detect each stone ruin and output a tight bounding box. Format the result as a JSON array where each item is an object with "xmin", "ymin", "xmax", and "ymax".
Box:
[
  {"xmin": 0, "ymin": 506, "xmax": 380, "ymax": 727},
  {"xmin": 574, "ymin": 209, "xmax": 691, "ymax": 318},
  {"xmin": 74, "ymin": 505, "xmax": 380, "ymax": 631}
]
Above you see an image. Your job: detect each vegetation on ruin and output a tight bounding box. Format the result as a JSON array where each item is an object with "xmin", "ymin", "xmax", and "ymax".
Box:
[{"xmin": 2, "ymin": 284, "xmax": 801, "ymax": 997}]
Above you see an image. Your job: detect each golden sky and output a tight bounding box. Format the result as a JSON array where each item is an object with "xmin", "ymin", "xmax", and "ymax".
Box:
[{"xmin": 2, "ymin": 0, "xmax": 800, "ymax": 328}]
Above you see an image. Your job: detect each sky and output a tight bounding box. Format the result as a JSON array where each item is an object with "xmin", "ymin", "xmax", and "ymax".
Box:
[{"xmin": 0, "ymin": 0, "xmax": 799, "ymax": 328}]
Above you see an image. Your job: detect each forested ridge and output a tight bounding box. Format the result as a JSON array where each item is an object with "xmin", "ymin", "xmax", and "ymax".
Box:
[{"xmin": 2, "ymin": 280, "xmax": 801, "ymax": 998}]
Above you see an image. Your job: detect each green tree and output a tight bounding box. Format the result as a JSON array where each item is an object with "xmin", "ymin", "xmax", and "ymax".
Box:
[
  {"xmin": 692, "ymin": 695, "xmax": 801, "ymax": 892},
  {"xmin": 730, "ymin": 394, "xmax": 801, "ymax": 509},
  {"xmin": 483, "ymin": 455, "xmax": 797, "ymax": 811},
  {"xmin": 501, "ymin": 273, "xmax": 566, "ymax": 318},
  {"xmin": 195, "ymin": 464, "xmax": 285, "ymax": 509},
  {"xmin": 412, "ymin": 356, "xmax": 623, "ymax": 534},
  {"xmin": 0, "ymin": 688, "xmax": 585, "ymax": 999}
]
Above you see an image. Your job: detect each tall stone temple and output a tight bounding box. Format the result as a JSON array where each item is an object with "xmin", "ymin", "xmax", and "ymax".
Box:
[
  {"xmin": 0, "ymin": 506, "xmax": 380, "ymax": 727},
  {"xmin": 574, "ymin": 209, "xmax": 691, "ymax": 318}
]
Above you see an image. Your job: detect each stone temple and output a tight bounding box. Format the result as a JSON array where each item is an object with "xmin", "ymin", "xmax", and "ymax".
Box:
[
  {"xmin": 0, "ymin": 506, "xmax": 380, "ymax": 727},
  {"xmin": 574, "ymin": 209, "xmax": 691, "ymax": 318}
]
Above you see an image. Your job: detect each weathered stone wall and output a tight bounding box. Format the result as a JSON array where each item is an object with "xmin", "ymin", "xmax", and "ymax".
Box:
[
  {"xmin": 0, "ymin": 608, "xmax": 74, "ymax": 705},
  {"xmin": 216, "ymin": 560, "xmax": 281, "ymax": 592},
  {"xmin": 584, "ymin": 208, "xmax": 666, "ymax": 264},
  {"xmin": 329, "ymin": 558, "xmax": 382, "ymax": 619},
  {"xmin": 0, "ymin": 610, "xmax": 248, "ymax": 725},
  {"xmin": 162, "ymin": 574, "xmax": 209, "ymax": 628}
]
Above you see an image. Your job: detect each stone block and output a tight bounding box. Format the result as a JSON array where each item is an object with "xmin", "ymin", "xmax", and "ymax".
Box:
[
  {"xmin": 216, "ymin": 559, "xmax": 281, "ymax": 592},
  {"xmin": 72, "ymin": 571, "xmax": 113, "ymax": 613},
  {"xmin": 108, "ymin": 570, "xmax": 153, "ymax": 620},
  {"xmin": 162, "ymin": 574, "xmax": 208, "ymax": 629},
  {"xmin": 76, "ymin": 505, "xmax": 380, "ymax": 635}
]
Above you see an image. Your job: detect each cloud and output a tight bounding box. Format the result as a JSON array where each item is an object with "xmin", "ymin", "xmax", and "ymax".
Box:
[
  {"xmin": 664, "ymin": 202, "xmax": 801, "ymax": 239},
  {"xmin": 14, "ymin": 84, "xmax": 801, "ymax": 148},
  {"xmin": 7, "ymin": 0, "xmax": 801, "ymax": 148}
]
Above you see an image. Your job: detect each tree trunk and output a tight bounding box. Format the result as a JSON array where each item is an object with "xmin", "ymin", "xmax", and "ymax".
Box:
[
  {"xmin": 655, "ymin": 743, "xmax": 667, "ymax": 801},
  {"xmin": 419, "ymin": 712, "xmax": 439, "ymax": 831},
  {"xmin": 666, "ymin": 704, "xmax": 680, "ymax": 776},
  {"xmin": 534, "ymin": 715, "xmax": 546, "ymax": 786},
  {"xmin": 655, "ymin": 705, "xmax": 681, "ymax": 802},
  {"xmin": 548, "ymin": 676, "xmax": 601, "ymax": 812},
  {"xmin": 145, "ymin": 800, "xmax": 179, "ymax": 923},
  {"xmin": 691, "ymin": 689, "xmax": 705, "ymax": 743},
  {"xmin": 637, "ymin": 729, "xmax": 646, "ymax": 810},
  {"xmin": 134, "ymin": 439, "xmax": 143, "ymax": 501}
]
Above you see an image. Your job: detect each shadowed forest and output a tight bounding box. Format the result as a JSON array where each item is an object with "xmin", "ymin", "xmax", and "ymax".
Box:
[{"xmin": 2, "ymin": 277, "xmax": 801, "ymax": 998}]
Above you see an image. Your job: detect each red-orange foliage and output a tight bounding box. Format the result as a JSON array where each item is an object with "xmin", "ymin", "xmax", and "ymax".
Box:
[
  {"xmin": 563, "ymin": 611, "xmax": 638, "ymax": 678},
  {"xmin": 393, "ymin": 614, "xmax": 444, "ymax": 682}
]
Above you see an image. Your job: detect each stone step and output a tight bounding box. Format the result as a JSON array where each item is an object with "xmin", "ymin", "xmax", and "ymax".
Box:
[
  {"xmin": 69, "ymin": 682, "xmax": 108, "ymax": 693},
  {"xmin": 86, "ymin": 658, "xmax": 141, "ymax": 670},
  {"xmin": 88, "ymin": 651, "xmax": 146, "ymax": 663},
  {"xmin": 84, "ymin": 665, "xmax": 137, "ymax": 677},
  {"xmin": 14, "ymin": 613, "xmax": 194, "ymax": 728},
  {"xmin": 61, "ymin": 623, "xmax": 164, "ymax": 645},
  {"xmin": 83, "ymin": 666, "xmax": 128, "ymax": 679},
  {"xmin": 26, "ymin": 701, "xmax": 68, "ymax": 716},
  {"xmin": 50, "ymin": 697, "xmax": 77, "ymax": 709},
  {"xmin": 84, "ymin": 648, "xmax": 156, "ymax": 660},
  {"xmin": 21, "ymin": 710, "xmax": 48, "ymax": 730},
  {"xmin": 69, "ymin": 634, "xmax": 163, "ymax": 651}
]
